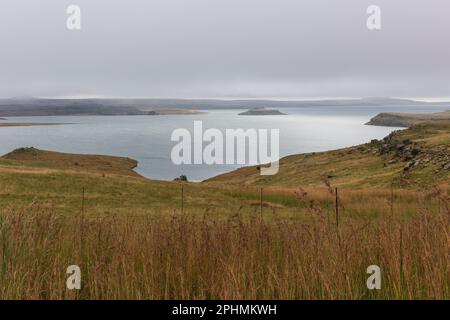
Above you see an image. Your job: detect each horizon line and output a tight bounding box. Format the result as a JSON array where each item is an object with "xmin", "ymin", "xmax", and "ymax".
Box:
[{"xmin": 2, "ymin": 96, "xmax": 450, "ymax": 103}]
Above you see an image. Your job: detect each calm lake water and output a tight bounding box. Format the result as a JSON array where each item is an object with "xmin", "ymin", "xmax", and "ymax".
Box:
[{"xmin": 0, "ymin": 105, "xmax": 446, "ymax": 181}]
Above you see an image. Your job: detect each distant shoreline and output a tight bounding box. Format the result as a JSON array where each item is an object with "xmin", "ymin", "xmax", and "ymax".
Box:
[
  {"xmin": 366, "ymin": 110, "xmax": 450, "ymax": 127},
  {"xmin": 1, "ymin": 97, "xmax": 449, "ymax": 117},
  {"xmin": 0, "ymin": 122, "xmax": 69, "ymax": 128}
]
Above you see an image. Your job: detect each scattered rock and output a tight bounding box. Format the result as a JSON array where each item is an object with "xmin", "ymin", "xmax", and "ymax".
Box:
[
  {"xmin": 411, "ymin": 148, "xmax": 421, "ymax": 156},
  {"xmin": 378, "ymin": 133, "xmax": 425, "ymax": 164},
  {"xmin": 402, "ymin": 152, "xmax": 414, "ymax": 161},
  {"xmin": 404, "ymin": 161, "xmax": 416, "ymax": 172}
]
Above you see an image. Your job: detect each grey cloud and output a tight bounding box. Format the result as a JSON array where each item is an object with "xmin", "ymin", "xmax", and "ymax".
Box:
[{"xmin": 0, "ymin": 0, "xmax": 449, "ymax": 99}]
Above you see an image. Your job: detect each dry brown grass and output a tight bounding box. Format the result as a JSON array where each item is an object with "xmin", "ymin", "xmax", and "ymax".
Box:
[
  {"xmin": 2, "ymin": 147, "xmax": 140, "ymax": 178},
  {"xmin": 0, "ymin": 188, "xmax": 448, "ymax": 300}
]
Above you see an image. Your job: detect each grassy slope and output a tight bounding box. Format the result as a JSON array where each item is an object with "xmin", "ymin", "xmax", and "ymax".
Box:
[
  {"xmin": 2, "ymin": 147, "xmax": 140, "ymax": 177},
  {"xmin": 0, "ymin": 121, "xmax": 448, "ymax": 217},
  {"xmin": 0, "ymin": 148, "xmax": 252, "ymax": 216},
  {"xmin": 207, "ymin": 121, "xmax": 450, "ymax": 189}
]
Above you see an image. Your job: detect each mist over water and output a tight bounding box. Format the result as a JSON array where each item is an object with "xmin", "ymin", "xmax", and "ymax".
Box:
[{"xmin": 0, "ymin": 104, "xmax": 446, "ymax": 181}]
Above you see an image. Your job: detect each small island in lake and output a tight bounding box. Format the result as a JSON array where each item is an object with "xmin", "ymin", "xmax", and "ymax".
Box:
[
  {"xmin": 238, "ymin": 108, "xmax": 286, "ymax": 116},
  {"xmin": 146, "ymin": 109, "xmax": 205, "ymax": 115}
]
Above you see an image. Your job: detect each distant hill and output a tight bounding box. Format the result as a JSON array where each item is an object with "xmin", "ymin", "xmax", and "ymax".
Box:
[
  {"xmin": 0, "ymin": 97, "xmax": 447, "ymax": 116},
  {"xmin": 366, "ymin": 110, "xmax": 450, "ymax": 127},
  {"xmin": 0, "ymin": 98, "xmax": 149, "ymax": 116}
]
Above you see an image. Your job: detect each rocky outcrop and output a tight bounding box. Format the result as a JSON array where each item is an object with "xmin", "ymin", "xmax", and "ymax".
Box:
[{"xmin": 374, "ymin": 130, "xmax": 450, "ymax": 172}]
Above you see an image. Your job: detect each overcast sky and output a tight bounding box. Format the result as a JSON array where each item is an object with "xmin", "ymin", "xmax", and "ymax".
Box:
[{"xmin": 0, "ymin": 0, "xmax": 449, "ymax": 99}]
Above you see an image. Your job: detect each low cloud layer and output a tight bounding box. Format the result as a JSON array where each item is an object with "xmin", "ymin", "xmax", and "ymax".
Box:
[{"xmin": 1, "ymin": 0, "xmax": 449, "ymax": 99}]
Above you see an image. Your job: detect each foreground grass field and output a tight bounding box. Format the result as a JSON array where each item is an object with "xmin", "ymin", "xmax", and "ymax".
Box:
[
  {"xmin": 1, "ymin": 202, "xmax": 448, "ymax": 299},
  {"xmin": 0, "ymin": 122, "xmax": 449, "ymax": 299}
]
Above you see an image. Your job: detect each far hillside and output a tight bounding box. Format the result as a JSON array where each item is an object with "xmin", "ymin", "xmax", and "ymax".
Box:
[
  {"xmin": 207, "ymin": 121, "xmax": 450, "ymax": 189},
  {"xmin": 0, "ymin": 97, "xmax": 448, "ymax": 116},
  {"xmin": 367, "ymin": 110, "xmax": 450, "ymax": 127}
]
